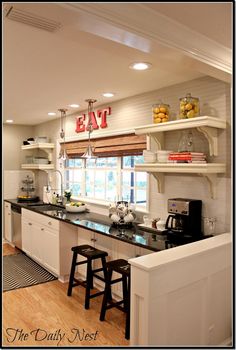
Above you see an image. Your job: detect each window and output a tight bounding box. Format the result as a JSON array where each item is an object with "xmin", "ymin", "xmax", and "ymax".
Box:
[{"xmin": 64, "ymin": 155, "xmax": 148, "ymax": 210}]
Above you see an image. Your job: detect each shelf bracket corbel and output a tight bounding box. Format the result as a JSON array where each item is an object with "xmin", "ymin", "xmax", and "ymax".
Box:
[
  {"xmin": 147, "ymin": 132, "xmax": 164, "ymax": 150},
  {"xmin": 198, "ymin": 173, "xmax": 217, "ymax": 199},
  {"xmin": 151, "ymin": 173, "xmax": 164, "ymax": 193},
  {"xmin": 39, "ymin": 148, "xmax": 53, "ymax": 162},
  {"xmin": 196, "ymin": 126, "xmax": 218, "ymax": 156}
]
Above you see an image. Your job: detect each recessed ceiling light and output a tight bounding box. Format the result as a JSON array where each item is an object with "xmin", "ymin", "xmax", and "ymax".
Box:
[
  {"xmin": 129, "ymin": 62, "xmax": 152, "ymax": 70},
  {"xmin": 6, "ymin": 119, "xmax": 13, "ymax": 123},
  {"xmin": 102, "ymin": 93, "xmax": 114, "ymax": 98},
  {"xmin": 69, "ymin": 104, "xmax": 80, "ymax": 108},
  {"xmin": 48, "ymin": 112, "xmax": 56, "ymax": 116}
]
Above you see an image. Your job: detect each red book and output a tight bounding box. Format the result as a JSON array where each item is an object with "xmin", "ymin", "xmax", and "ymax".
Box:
[{"xmin": 168, "ymin": 156, "xmax": 192, "ymax": 160}]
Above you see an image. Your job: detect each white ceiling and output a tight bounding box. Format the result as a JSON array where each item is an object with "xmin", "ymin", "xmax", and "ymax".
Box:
[{"xmin": 3, "ymin": 2, "xmax": 232, "ymax": 126}]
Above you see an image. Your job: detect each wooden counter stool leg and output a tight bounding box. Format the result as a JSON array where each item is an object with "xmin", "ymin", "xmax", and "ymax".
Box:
[
  {"xmin": 125, "ymin": 275, "xmax": 131, "ymax": 340},
  {"xmin": 67, "ymin": 250, "xmax": 78, "ymax": 297},
  {"xmin": 100, "ymin": 268, "xmax": 113, "ymax": 321},
  {"xmin": 122, "ymin": 275, "xmax": 128, "ymax": 311},
  {"xmin": 85, "ymin": 259, "xmax": 92, "ymax": 309},
  {"xmin": 101, "ymin": 256, "xmax": 112, "ymax": 301}
]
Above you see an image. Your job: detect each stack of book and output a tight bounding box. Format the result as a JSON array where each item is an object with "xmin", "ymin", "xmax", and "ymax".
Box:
[{"xmin": 168, "ymin": 152, "xmax": 207, "ymax": 163}]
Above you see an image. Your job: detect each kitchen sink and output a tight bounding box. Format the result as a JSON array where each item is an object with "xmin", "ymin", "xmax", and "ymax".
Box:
[{"xmin": 29, "ymin": 204, "xmax": 65, "ymax": 211}]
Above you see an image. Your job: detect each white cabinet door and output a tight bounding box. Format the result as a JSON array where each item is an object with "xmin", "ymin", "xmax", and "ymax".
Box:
[
  {"xmin": 115, "ymin": 240, "xmax": 138, "ymax": 260},
  {"xmin": 94, "ymin": 232, "xmax": 116, "ymax": 262},
  {"xmin": 31, "ymin": 222, "xmax": 44, "ymax": 264},
  {"xmin": 137, "ymin": 246, "xmax": 154, "ymax": 257},
  {"xmin": 22, "ymin": 218, "xmax": 32, "ymax": 255},
  {"xmin": 4, "ymin": 202, "xmax": 12, "ymax": 242},
  {"xmin": 42, "ymin": 227, "xmax": 59, "ymax": 275}
]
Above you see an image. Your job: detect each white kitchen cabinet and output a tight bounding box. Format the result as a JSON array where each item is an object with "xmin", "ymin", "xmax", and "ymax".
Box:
[
  {"xmin": 21, "ymin": 209, "xmax": 59, "ymax": 275},
  {"xmin": 31, "ymin": 221, "xmax": 44, "ymax": 264},
  {"xmin": 22, "ymin": 218, "xmax": 32, "ymax": 256},
  {"xmin": 21, "ymin": 143, "xmax": 55, "ymax": 170},
  {"xmin": 42, "ymin": 226, "xmax": 59, "ymax": 275},
  {"xmin": 4, "ymin": 202, "xmax": 12, "ymax": 242},
  {"xmin": 134, "ymin": 116, "xmax": 226, "ymax": 198}
]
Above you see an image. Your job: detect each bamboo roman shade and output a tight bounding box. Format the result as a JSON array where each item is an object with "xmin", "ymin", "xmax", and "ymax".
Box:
[{"xmin": 63, "ymin": 133, "xmax": 146, "ymax": 158}]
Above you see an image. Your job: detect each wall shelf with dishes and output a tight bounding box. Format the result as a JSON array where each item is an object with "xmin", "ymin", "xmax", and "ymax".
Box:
[
  {"xmin": 134, "ymin": 116, "xmax": 227, "ymax": 199},
  {"xmin": 21, "ymin": 143, "xmax": 55, "ymax": 170},
  {"xmin": 134, "ymin": 116, "xmax": 227, "ymax": 156}
]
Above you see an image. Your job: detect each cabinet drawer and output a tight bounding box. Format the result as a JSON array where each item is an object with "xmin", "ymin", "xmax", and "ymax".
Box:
[{"xmin": 22, "ymin": 209, "xmax": 59, "ymax": 231}]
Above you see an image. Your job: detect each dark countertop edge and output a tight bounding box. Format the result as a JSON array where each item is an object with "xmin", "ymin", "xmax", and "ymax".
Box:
[{"xmin": 4, "ymin": 199, "xmax": 159, "ymax": 252}]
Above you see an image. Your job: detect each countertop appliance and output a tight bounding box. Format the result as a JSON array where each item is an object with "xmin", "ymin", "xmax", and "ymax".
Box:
[
  {"xmin": 165, "ymin": 198, "xmax": 202, "ymax": 245},
  {"xmin": 11, "ymin": 204, "xmax": 22, "ymax": 249}
]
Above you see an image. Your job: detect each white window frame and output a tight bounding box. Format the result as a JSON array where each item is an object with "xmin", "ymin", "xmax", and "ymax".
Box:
[{"xmin": 63, "ymin": 155, "xmax": 149, "ymax": 213}]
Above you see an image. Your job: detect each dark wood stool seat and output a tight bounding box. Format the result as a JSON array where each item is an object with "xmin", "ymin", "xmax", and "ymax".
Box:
[
  {"xmin": 100, "ymin": 259, "xmax": 131, "ymax": 340},
  {"xmin": 67, "ymin": 244, "xmax": 108, "ymax": 309}
]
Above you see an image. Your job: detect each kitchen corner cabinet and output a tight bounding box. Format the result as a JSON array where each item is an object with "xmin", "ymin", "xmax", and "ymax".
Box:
[
  {"xmin": 21, "ymin": 143, "xmax": 55, "ymax": 170},
  {"xmin": 4, "ymin": 202, "xmax": 12, "ymax": 242},
  {"xmin": 134, "ymin": 116, "xmax": 227, "ymax": 199}
]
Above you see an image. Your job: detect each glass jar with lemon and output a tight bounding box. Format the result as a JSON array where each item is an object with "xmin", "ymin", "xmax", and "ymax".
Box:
[
  {"xmin": 179, "ymin": 93, "xmax": 200, "ymax": 119},
  {"xmin": 152, "ymin": 102, "xmax": 170, "ymax": 124}
]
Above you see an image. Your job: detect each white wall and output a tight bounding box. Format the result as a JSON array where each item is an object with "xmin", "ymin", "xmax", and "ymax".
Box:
[
  {"xmin": 6, "ymin": 76, "xmax": 230, "ymax": 234},
  {"xmin": 3, "ymin": 124, "xmax": 34, "ymax": 170}
]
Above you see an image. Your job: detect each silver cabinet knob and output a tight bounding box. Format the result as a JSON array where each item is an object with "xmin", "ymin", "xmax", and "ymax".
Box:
[
  {"xmin": 48, "ymin": 222, "xmax": 52, "ymax": 225},
  {"xmin": 28, "ymin": 222, "xmax": 32, "ymax": 226},
  {"xmin": 41, "ymin": 228, "xmax": 44, "ymax": 231}
]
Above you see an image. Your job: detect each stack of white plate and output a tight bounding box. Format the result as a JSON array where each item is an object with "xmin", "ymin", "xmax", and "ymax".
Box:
[
  {"xmin": 156, "ymin": 150, "xmax": 172, "ymax": 163},
  {"xmin": 143, "ymin": 150, "xmax": 156, "ymax": 163}
]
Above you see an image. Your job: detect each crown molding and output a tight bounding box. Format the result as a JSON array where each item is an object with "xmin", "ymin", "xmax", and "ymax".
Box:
[{"xmin": 61, "ymin": 3, "xmax": 232, "ymax": 75}]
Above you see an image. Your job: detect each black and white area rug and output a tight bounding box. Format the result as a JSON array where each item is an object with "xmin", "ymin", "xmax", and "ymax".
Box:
[{"xmin": 3, "ymin": 253, "xmax": 57, "ymax": 292}]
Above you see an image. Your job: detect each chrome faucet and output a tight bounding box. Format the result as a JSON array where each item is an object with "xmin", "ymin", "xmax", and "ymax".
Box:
[{"xmin": 46, "ymin": 169, "xmax": 64, "ymax": 204}]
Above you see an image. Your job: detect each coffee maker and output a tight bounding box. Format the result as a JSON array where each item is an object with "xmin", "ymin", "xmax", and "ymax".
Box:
[{"xmin": 165, "ymin": 198, "xmax": 202, "ymax": 245}]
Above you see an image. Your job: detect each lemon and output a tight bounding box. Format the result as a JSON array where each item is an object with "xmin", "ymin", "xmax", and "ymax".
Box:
[
  {"xmin": 162, "ymin": 118, "xmax": 168, "ymax": 123},
  {"xmin": 187, "ymin": 110, "xmax": 195, "ymax": 118},
  {"xmin": 153, "ymin": 118, "xmax": 161, "ymax": 123},
  {"xmin": 185, "ymin": 103, "xmax": 193, "ymax": 111},
  {"xmin": 159, "ymin": 107, "xmax": 167, "ymax": 113},
  {"xmin": 157, "ymin": 112, "xmax": 166, "ymax": 119},
  {"xmin": 153, "ymin": 107, "xmax": 160, "ymax": 114}
]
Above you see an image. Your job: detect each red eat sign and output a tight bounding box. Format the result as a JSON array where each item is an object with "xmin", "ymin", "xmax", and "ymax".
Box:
[{"xmin": 75, "ymin": 107, "xmax": 111, "ymax": 133}]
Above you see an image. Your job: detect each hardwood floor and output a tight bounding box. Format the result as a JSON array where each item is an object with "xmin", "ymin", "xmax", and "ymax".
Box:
[{"xmin": 2, "ymin": 243, "xmax": 130, "ymax": 347}]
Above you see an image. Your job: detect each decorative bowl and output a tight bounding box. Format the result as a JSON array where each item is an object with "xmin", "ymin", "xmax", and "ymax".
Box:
[{"xmin": 65, "ymin": 203, "xmax": 87, "ymax": 213}]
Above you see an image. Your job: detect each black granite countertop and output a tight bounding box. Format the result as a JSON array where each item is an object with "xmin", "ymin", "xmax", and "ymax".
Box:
[{"xmin": 5, "ymin": 199, "xmax": 209, "ymax": 252}]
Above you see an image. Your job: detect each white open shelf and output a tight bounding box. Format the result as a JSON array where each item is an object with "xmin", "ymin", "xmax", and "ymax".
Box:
[
  {"xmin": 21, "ymin": 143, "xmax": 55, "ymax": 150},
  {"xmin": 21, "ymin": 143, "xmax": 55, "ymax": 167},
  {"xmin": 135, "ymin": 163, "xmax": 226, "ymax": 173},
  {"xmin": 134, "ymin": 116, "xmax": 227, "ymax": 199},
  {"xmin": 134, "ymin": 116, "xmax": 227, "ymax": 157},
  {"xmin": 135, "ymin": 163, "xmax": 226, "ymax": 199},
  {"xmin": 21, "ymin": 164, "xmax": 55, "ymax": 170}
]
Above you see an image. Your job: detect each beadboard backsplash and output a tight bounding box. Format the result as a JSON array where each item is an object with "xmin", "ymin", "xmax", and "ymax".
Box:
[{"xmin": 34, "ymin": 76, "xmax": 231, "ymax": 234}]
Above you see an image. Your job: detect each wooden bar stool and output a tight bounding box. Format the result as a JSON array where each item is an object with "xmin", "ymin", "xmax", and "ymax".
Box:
[
  {"xmin": 67, "ymin": 244, "xmax": 108, "ymax": 309},
  {"xmin": 99, "ymin": 259, "xmax": 131, "ymax": 340}
]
